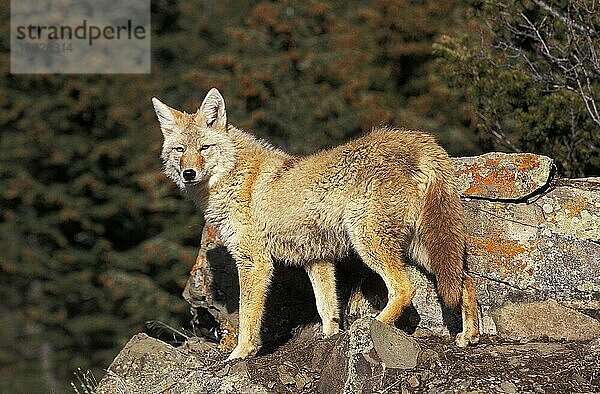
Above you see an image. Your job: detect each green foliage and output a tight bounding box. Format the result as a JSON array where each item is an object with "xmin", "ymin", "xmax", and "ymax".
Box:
[
  {"xmin": 435, "ymin": 0, "xmax": 600, "ymax": 176},
  {"xmin": 200, "ymin": 0, "xmax": 478, "ymax": 155},
  {"xmin": 0, "ymin": 0, "xmax": 479, "ymax": 391}
]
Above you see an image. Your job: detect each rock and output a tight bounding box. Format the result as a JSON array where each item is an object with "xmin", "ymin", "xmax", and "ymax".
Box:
[
  {"xmin": 572, "ymin": 373, "xmax": 586, "ymax": 384},
  {"xmin": 407, "ymin": 374, "xmax": 420, "ymax": 388},
  {"xmin": 463, "ymin": 177, "xmax": 600, "ymax": 337},
  {"xmin": 465, "ymin": 178, "xmax": 599, "ymax": 291},
  {"xmin": 276, "ymin": 364, "xmax": 296, "ymax": 386},
  {"xmin": 418, "ymin": 349, "xmax": 440, "ymax": 364},
  {"xmin": 369, "ymin": 319, "xmax": 421, "ymax": 369},
  {"xmin": 294, "ymin": 372, "xmax": 311, "ymax": 390},
  {"xmin": 459, "ymin": 379, "xmax": 472, "ymax": 390},
  {"xmin": 476, "ymin": 342, "xmax": 569, "ymax": 357},
  {"xmin": 182, "ymin": 337, "xmax": 217, "ymax": 354},
  {"xmin": 316, "ymin": 335, "xmax": 349, "ymax": 394},
  {"xmin": 229, "ymin": 360, "xmax": 249, "ymax": 379},
  {"xmin": 97, "ymin": 156, "xmax": 600, "ymax": 394},
  {"xmin": 215, "ymin": 364, "xmax": 230, "ymax": 377},
  {"xmin": 499, "ymin": 381, "xmax": 518, "ymax": 393},
  {"xmin": 492, "ymin": 300, "xmax": 600, "ymax": 341},
  {"xmin": 318, "ymin": 317, "xmax": 420, "ymax": 393},
  {"xmin": 452, "ymin": 152, "xmax": 553, "ymax": 200},
  {"xmin": 96, "ymin": 334, "xmax": 268, "ymax": 394},
  {"xmin": 587, "ymin": 336, "xmax": 600, "ymax": 354}
]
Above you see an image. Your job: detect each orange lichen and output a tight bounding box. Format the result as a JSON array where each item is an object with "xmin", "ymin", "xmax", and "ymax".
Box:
[
  {"xmin": 467, "ymin": 235, "xmax": 535, "ymax": 278},
  {"xmin": 218, "ymin": 321, "xmax": 238, "ymax": 351},
  {"xmin": 515, "ymin": 154, "xmax": 540, "ymax": 172},
  {"xmin": 526, "ymin": 267, "xmax": 534, "ymax": 276},
  {"xmin": 190, "ymin": 252, "xmax": 207, "ymax": 276},
  {"xmin": 460, "ymin": 154, "xmax": 541, "ymax": 198},
  {"xmin": 202, "ymin": 223, "xmax": 224, "ymax": 249},
  {"xmin": 207, "ymin": 224, "xmax": 220, "ymax": 244},
  {"xmin": 560, "ymin": 196, "xmax": 590, "ymax": 217},
  {"xmin": 191, "ymin": 224, "xmax": 223, "ymax": 275}
]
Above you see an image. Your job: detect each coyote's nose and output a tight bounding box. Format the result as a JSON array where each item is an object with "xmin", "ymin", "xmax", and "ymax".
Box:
[{"xmin": 182, "ymin": 169, "xmax": 197, "ymax": 182}]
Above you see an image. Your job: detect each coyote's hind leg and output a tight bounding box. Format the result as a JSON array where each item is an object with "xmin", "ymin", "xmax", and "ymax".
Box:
[
  {"xmin": 349, "ymin": 225, "xmax": 415, "ymax": 325},
  {"xmin": 455, "ymin": 273, "xmax": 480, "ymax": 347},
  {"xmin": 373, "ymin": 264, "xmax": 415, "ymax": 325}
]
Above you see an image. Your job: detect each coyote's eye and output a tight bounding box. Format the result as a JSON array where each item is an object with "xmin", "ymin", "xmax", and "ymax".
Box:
[
  {"xmin": 173, "ymin": 146, "xmax": 185, "ymax": 153},
  {"xmin": 200, "ymin": 144, "xmax": 213, "ymax": 151}
]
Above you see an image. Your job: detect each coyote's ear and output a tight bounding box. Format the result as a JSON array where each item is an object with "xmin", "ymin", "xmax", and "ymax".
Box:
[
  {"xmin": 152, "ymin": 97, "xmax": 179, "ymax": 137},
  {"xmin": 197, "ymin": 88, "xmax": 227, "ymax": 130}
]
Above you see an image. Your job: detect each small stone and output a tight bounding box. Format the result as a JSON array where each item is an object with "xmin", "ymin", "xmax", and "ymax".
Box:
[
  {"xmin": 508, "ymin": 356, "xmax": 520, "ymax": 367},
  {"xmin": 295, "ymin": 372, "xmax": 311, "ymax": 390},
  {"xmin": 572, "ymin": 373, "xmax": 586, "ymax": 384},
  {"xmin": 182, "ymin": 337, "xmax": 215, "ymax": 354},
  {"xmin": 419, "ymin": 349, "xmax": 440, "ymax": 364},
  {"xmin": 229, "ymin": 360, "xmax": 249, "ymax": 379},
  {"xmin": 407, "ymin": 375, "xmax": 420, "ymax": 388},
  {"xmin": 587, "ymin": 336, "xmax": 600, "ymax": 354},
  {"xmin": 499, "ymin": 381, "xmax": 518, "ymax": 393},
  {"xmin": 369, "ymin": 319, "xmax": 421, "ymax": 369},
  {"xmin": 277, "ymin": 365, "xmax": 296, "ymax": 386},
  {"xmin": 283, "ymin": 361, "xmax": 295, "ymax": 368},
  {"xmin": 420, "ymin": 370, "xmax": 432, "ymax": 382},
  {"xmin": 215, "ymin": 364, "xmax": 230, "ymax": 377},
  {"xmin": 460, "ymin": 379, "xmax": 472, "ymax": 390}
]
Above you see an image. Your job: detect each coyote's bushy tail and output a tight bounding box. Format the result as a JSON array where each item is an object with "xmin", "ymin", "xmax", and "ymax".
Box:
[{"xmin": 418, "ymin": 172, "xmax": 465, "ymax": 309}]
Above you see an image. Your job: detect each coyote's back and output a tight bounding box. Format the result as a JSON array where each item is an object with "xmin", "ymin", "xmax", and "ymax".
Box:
[{"xmin": 250, "ymin": 127, "xmax": 464, "ymax": 307}]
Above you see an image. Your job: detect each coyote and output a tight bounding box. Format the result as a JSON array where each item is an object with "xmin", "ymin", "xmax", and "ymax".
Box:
[{"xmin": 152, "ymin": 88, "xmax": 480, "ymax": 360}]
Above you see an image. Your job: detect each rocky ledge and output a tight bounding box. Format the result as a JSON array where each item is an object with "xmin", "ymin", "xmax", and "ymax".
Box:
[
  {"xmin": 96, "ymin": 152, "xmax": 600, "ymax": 393},
  {"xmin": 97, "ymin": 318, "xmax": 600, "ymax": 393}
]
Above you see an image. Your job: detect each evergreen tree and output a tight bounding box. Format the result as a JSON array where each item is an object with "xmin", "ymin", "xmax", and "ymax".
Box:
[
  {"xmin": 435, "ymin": 0, "xmax": 599, "ymax": 176},
  {"xmin": 198, "ymin": 0, "xmax": 478, "ymax": 155}
]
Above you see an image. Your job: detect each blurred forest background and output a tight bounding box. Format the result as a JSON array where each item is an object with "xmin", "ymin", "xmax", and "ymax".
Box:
[{"xmin": 0, "ymin": 0, "xmax": 598, "ymax": 392}]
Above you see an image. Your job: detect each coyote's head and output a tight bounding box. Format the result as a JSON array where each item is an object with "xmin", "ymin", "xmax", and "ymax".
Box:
[{"xmin": 152, "ymin": 88, "xmax": 235, "ymax": 190}]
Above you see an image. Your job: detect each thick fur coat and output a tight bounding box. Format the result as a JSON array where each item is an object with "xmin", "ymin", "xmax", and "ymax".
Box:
[{"xmin": 153, "ymin": 89, "xmax": 479, "ymax": 360}]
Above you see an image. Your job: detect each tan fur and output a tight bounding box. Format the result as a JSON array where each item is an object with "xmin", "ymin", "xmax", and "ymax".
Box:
[
  {"xmin": 306, "ymin": 260, "xmax": 340, "ymax": 336},
  {"xmin": 152, "ymin": 89, "xmax": 480, "ymax": 360}
]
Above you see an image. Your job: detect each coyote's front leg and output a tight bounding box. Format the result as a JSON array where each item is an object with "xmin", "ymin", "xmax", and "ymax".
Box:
[
  {"xmin": 306, "ymin": 260, "xmax": 340, "ymax": 336},
  {"xmin": 227, "ymin": 253, "xmax": 274, "ymax": 361}
]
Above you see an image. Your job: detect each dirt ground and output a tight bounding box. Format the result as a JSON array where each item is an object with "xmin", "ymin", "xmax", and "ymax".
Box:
[{"xmin": 196, "ymin": 333, "xmax": 600, "ymax": 394}]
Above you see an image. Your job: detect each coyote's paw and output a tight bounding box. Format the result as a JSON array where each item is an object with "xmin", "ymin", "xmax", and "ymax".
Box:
[
  {"xmin": 455, "ymin": 331, "xmax": 480, "ymax": 347},
  {"xmin": 226, "ymin": 343, "xmax": 257, "ymax": 361},
  {"xmin": 323, "ymin": 322, "xmax": 340, "ymax": 337}
]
